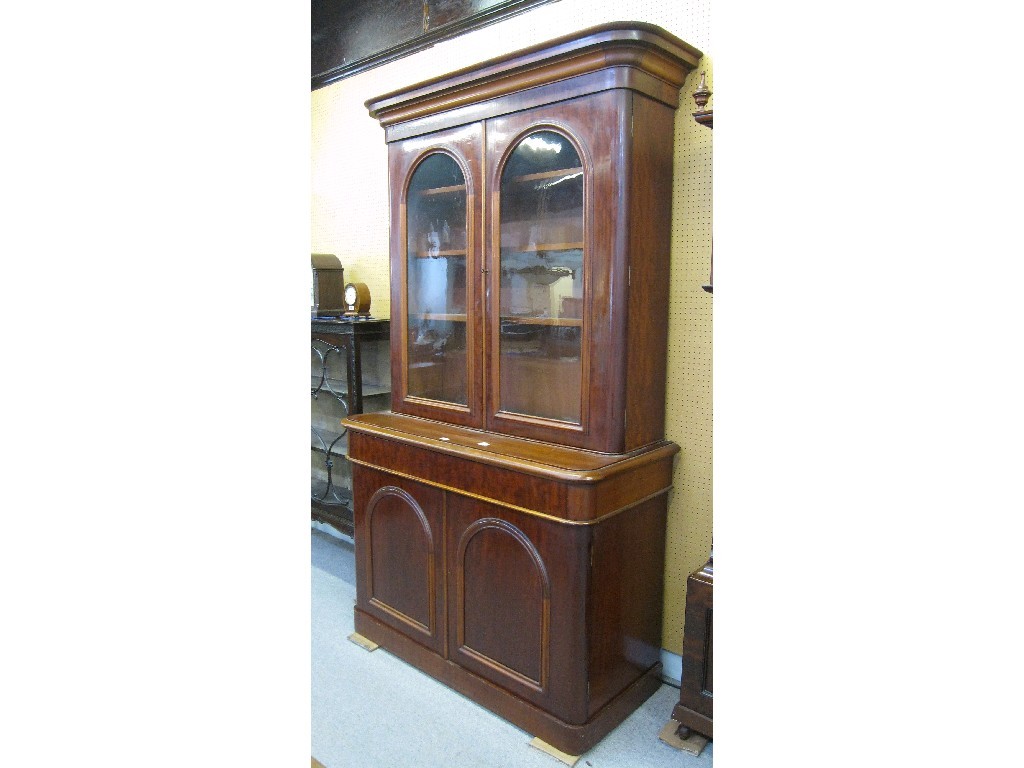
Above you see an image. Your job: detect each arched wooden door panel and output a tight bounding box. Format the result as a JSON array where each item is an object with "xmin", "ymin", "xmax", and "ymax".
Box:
[
  {"xmin": 454, "ymin": 516, "xmax": 551, "ymax": 690},
  {"xmin": 354, "ymin": 467, "xmax": 445, "ymax": 654},
  {"xmin": 445, "ymin": 494, "xmax": 590, "ymax": 721}
]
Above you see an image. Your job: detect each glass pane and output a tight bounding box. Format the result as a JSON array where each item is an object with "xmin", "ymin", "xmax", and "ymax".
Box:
[
  {"xmin": 498, "ymin": 131, "xmax": 584, "ymax": 423},
  {"xmin": 406, "ymin": 153, "xmax": 468, "ymax": 405}
]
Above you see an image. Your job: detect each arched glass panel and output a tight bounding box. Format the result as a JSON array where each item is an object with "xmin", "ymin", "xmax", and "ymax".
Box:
[
  {"xmin": 406, "ymin": 153, "xmax": 468, "ymax": 405},
  {"xmin": 498, "ymin": 130, "xmax": 584, "ymax": 423}
]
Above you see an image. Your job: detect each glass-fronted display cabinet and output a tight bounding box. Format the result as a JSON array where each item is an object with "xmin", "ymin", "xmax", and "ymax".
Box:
[
  {"xmin": 349, "ymin": 22, "xmax": 701, "ymax": 757},
  {"xmin": 311, "ymin": 317, "xmax": 390, "ymax": 536},
  {"xmin": 400, "ymin": 130, "xmax": 585, "ymax": 428},
  {"xmin": 387, "ymin": 84, "xmax": 679, "ymax": 453}
]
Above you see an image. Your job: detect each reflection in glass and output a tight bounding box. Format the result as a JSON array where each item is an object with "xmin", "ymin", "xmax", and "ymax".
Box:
[
  {"xmin": 498, "ymin": 130, "xmax": 584, "ymax": 423},
  {"xmin": 406, "ymin": 153, "xmax": 468, "ymax": 405}
]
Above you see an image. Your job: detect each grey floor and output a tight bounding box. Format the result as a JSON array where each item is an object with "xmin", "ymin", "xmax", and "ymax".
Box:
[{"xmin": 312, "ymin": 526, "xmax": 714, "ymax": 767}]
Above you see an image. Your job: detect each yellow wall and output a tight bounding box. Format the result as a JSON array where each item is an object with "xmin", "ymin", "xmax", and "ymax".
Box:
[{"xmin": 311, "ymin": 0, "xmax": 712, "ymax": 655}]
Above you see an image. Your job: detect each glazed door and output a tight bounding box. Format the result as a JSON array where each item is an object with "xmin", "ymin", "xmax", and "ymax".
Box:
[
  {"xmin": 484, "ymin": 93, "xmax": 625, "ymax": 450},
  {"xmin": 390, "ymin": 124, "xmax": 485, "ymax": 427}
]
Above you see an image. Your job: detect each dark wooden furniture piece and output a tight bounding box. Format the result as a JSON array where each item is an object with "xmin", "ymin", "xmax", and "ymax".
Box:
[
  {"xmin": 345, "ymin": 22, "xmax": 701, "ymax": 755},
  {"xmin": 311, "ymin": 253, "xmax": 346, "ymax": 316},
  {"xmin": 311, "ymin": 317, "xmax": 390, "ymax": 537},
  {"xmin": 671, "ymin": 555, "xmax": 713, "ymax": 739}
]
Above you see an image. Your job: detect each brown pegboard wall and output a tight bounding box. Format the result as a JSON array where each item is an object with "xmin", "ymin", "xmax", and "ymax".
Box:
[{"xmin": 661, "ymin": 55, "xmax": 713, "ymax": 653}]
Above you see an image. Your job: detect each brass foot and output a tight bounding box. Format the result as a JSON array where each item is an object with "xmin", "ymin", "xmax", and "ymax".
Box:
[
  {"xmin": 347, "ymin": 632, "xmax": 379, "ymax": 652},
  {"xmin": 528, "ymin": 737, "xmax": 581, "ymax": 766}
]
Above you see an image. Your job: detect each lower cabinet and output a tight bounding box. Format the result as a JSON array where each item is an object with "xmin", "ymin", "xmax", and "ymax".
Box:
[
  {"xmin": 671, "ymin": 558, "xmax": 713, "ymax": 739},
  {"xmin": 347, "ymin": 412, "xmax": 678, "ymax": 755}
]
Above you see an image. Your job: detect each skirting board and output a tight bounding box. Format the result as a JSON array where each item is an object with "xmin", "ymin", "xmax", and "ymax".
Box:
[{"xmin": 660, "ymin": 650, "xmax": 682, "ymax": 687}]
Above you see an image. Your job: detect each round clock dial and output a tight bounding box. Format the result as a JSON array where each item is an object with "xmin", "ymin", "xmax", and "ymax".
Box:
[{"xmin": 343, "ymin": 282, "xmax": 371, "ymax": 314}]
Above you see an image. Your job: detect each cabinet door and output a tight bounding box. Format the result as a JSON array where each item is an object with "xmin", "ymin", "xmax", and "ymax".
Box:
[
  {"xmin": 353, "ymin": 466, "xmax": 446, "ymax": 655},
  {"xmin": 390, "ymin": 124, "xmax": 484, "ymax": 428},
  {"xmin": 484, "ymin": 92, "xmax": 627, "ymax": 450},
  {"xmin": 446, "ymin": 496, "xmax": 589, "ymax": 722}
]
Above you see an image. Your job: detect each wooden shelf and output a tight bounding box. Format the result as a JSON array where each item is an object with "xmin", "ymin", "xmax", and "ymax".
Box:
[
  {"xmin": 311, "ymin": 378, "xmax": 348, "ymax": 393},
  {"xmin": 410, "ymin": 312, "xmax": 468, "ymax": 322},
  {"xmin": 507, "ymin": 167, "xmax": 583, "ymax": 184},
  {"xmin": 501, "ymin": 242, "xmax": 583, "ymax": 253},
  {"xmin": 536, "ymin": 242, "xmax": 582, "ymax": 252},
  {"xmin": 310, "ymin": 479, "xmax": 352, "ymax": 507},
  {"xmin": 500, "ymin": 316, "xmax": 582, "ymax": 327},
  {"xmin": 411, "ymin": 248, "xmax": 467, "ymax": 258},
  {"xmin": 311, "ymin": 490, "xmax": 351, "ymax": 510},
  {"xmin": 413, "ymin": 183, "xmax": 466, "ymax": 196},
  {"xmin": 310, "ymin": 442, "xmax": 348, "ymax": 457},
  {"xmin": 312, "ymin": 379, "xmax": 391, "ymax": 398}
]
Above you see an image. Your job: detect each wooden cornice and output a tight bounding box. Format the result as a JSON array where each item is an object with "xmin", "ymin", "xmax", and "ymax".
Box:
[{"xmin": 365, "ymin": 22, "xmax": 702, "ymax": 130}]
